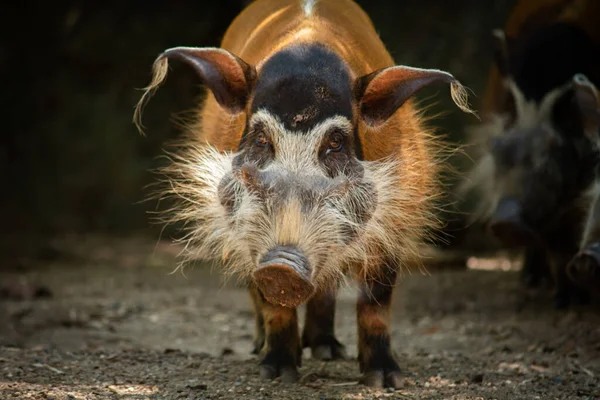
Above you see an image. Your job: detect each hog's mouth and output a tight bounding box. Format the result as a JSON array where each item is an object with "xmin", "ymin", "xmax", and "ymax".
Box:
[{"xmin": 253, "ymin": 246, "xmax": 316, "ymax": 307}]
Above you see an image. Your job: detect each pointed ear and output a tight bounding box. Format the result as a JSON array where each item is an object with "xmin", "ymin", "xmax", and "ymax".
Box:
[
  {"xmin": 492, "ymin": 29, "xmax": 511, "ymax": 76},
  {"xmin": 572, "ymin": 73, "xmax": 600, "ymax": 141},
  {"xmin": 134, "ymin": 47, "xmax": 256, "ymax": 133},
  {"xmin": 354, "ymin": 66, "xmax": 476, "ymax": 127}
]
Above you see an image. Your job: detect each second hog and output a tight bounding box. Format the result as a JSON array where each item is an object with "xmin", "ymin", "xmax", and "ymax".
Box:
[{"xmin": 459, "ymin": 0, "xmax": 600, "ymax": 308}]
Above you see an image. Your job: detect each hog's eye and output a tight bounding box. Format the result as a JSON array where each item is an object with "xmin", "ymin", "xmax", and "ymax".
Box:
[
  {"xmin": 328, "ymin": 131, "xmax": 344, "ymax": 152},
  {"xmin": 256, "ymin": 131, "xmax": 269, "ymax": 147}
]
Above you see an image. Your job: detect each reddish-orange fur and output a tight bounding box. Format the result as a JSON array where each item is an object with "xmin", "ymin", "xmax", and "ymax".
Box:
[{"xmin": 188, "ymin": 0, "xmax": 445, "ymax": 273}]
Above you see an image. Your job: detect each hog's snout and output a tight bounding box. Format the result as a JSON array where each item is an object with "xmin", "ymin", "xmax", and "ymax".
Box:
[
  {"xmin": 489, "ymin": 198, "xmax": 537, "ymax": 247},
  {"xmin": 253, "ymin": 246, "xmax": 315, "ymax": 308}
]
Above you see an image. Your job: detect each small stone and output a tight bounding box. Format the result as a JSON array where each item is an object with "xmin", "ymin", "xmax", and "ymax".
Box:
[
  {"xmin": 186, "ymin": 383, "xmax": 208, "ymax": 390},
  {"xmin": 221, "ymin": 348, "xmax": 234, "ymax": 356},
  {"xmin": 164, "ymin": 348, "xmax": 179, "ymax": 354},
  {"xmin": 542, "ymin": 346, "xmax": 555, "ymax": 353}
]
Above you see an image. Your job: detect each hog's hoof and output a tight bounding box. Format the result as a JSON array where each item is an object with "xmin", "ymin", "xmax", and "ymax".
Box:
[
  {"xmin": 360, "ymin": 369, "xmax": 403, "ymax": 389},
  {"xmin": 303, "ymin": 335, "xmax": 347, "ymax": 360},
  {"xmin": 258, "ymin": 345, "xmax": 302, "ymax": 383},
  {"xmin": 259, "ymin": 363, "xmax": 298, "ymax": 383},
  {"xmin": 251, "ymin": 337, "xmax": 265, "ymax": 355},
  {"xmin": 359, "ymin": 350, "xmax": 402, "ymax": 388},
  {"xmin": 312, "ymin": 342, "xmax": 347, "ymax": 361}
]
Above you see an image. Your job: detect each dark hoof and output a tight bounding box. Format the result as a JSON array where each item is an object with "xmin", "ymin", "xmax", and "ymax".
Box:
[
  {"xmin": 251, "ymin": 332, "xmax": 265, "ymax": 355},
  {"xmin": 359, "ymin": 349, "xmax": 402, "ymax": 388},
  {"xmin": 360, "ymin": 369, "xmax": 403, "ymax": 389},
  {"xmin": 259, "ymin": 364, "xmax": 298, "ymax": 383},
  {"xmin": 251, "ymin": 339, "xmax": 264, "ymax": 355},
  {"xmin": 303, "ymin": 335, "xmax": 346, "ymax": 361},
  {"xmin": 311, "ymin": 341, "xmax": 347, "ymax": 361}
]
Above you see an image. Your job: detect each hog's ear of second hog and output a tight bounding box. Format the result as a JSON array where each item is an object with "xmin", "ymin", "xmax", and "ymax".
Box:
[
  {"xmin": 134, "ymin": 47, "xmax": 256, "ymax": 133},
  {"xmin": 354, "ymin": 66, "xmax": 476, "ymax": 127},
  {"xmin": 572, "ymin": 74, "xmax": 600, "ymax": 141},
  {"xmin": 491, "ymin": 29, "xmax": 515, "ymax": 77}
]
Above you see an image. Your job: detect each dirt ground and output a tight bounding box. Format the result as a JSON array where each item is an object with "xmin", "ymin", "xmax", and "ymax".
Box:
[{"xmin": 1, "ymin": 234, "xmax": 599, "ymax": 400}]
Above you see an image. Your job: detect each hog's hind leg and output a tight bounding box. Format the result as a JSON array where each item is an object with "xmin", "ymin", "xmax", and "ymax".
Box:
[
  {"xmin": 521, "ymin": 245, "xmax": 551, "ymax": 288},
  {"xmin": 302, "ymin": 287, "xmax": 347, "ymax": 360},
  {"xmin": 250, "ymin": 285, "xmax": 302, "ymax": 383},
  {"xmin": 357, "ymin": 262, "xmax": 402, "ymax": 389}
]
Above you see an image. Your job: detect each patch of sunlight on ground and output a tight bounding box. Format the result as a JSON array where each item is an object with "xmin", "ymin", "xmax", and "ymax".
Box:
[{"xmin": 466, "ymin": 254, "xmax": 522, "ymax": 271}]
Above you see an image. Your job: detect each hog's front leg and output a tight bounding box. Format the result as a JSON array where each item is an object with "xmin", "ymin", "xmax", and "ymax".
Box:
[
  {"xmin": 302, "ymin": 287, "xmax": 347, "ymax": 360},
  {"xmin": 250, "ymin": 285, "xmax": 301, "ymax": 383},
  {"xmin": 356, "ymin": 263, "xmax": 402, "ymax": 389},
  {"xmin": 249, "ymin": 286, "xmax": 265, "ymax": 354}
]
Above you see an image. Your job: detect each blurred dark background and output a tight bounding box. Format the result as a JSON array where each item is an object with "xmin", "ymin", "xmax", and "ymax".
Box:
[{"xmin": 1, "ymin": 0, "xmax": 517, "ymax": 255}]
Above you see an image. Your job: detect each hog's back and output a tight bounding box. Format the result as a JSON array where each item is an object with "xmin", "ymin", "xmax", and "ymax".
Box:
[
  {"xmin": 198, "ymin": 0, "xmax": 435, "ymax": 168},
  {"xmin": 481, "ymin": 0, "xmax": 600, "ymax": 118}
]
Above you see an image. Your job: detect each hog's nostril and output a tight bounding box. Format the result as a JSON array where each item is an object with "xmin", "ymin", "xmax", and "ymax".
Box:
[{"xmin": 253, "ymin": 246, "xmax": 314, "ymax": 308}]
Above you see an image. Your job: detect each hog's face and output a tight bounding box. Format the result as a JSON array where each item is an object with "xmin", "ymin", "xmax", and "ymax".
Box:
[
  {"xmin": 485, "ymin": 76, "xmax": 600, "ymax": 246},
  {"xmin": 218, "ymin": 110, "xmax": 377, "ymax": 306}
]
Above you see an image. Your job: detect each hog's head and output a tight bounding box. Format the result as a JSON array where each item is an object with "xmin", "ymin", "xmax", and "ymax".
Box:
[
  {"xmin": 135, "ymin": 44, "xmax": 474, "ymax": 307},
  {"xmin": 461, "ymin": 27, "xmax": 600, "ymax": 248}
]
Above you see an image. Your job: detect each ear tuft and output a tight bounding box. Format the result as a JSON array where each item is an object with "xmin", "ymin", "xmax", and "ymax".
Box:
[
  {"xmin": 134, "ymin": 56, "xmax": 170, "ymax": 136},
  {"xmin": 450, "ymin": 80, "xmax": 478, "ymax": 117}
]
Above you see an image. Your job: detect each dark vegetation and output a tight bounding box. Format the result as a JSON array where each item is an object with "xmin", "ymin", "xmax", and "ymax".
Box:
[{"xmin": 1, "ymin": 0, "xmax": 515, "ymax": 243}]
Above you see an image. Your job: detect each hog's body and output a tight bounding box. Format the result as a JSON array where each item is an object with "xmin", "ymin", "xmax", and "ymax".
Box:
[
  {"xmin": 136, "ymin": 0, "xmax": 473, "ymax": 387},
  {"xmin": 460, "ymin": 0, "xmax": 600, "ymax": 308}
]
